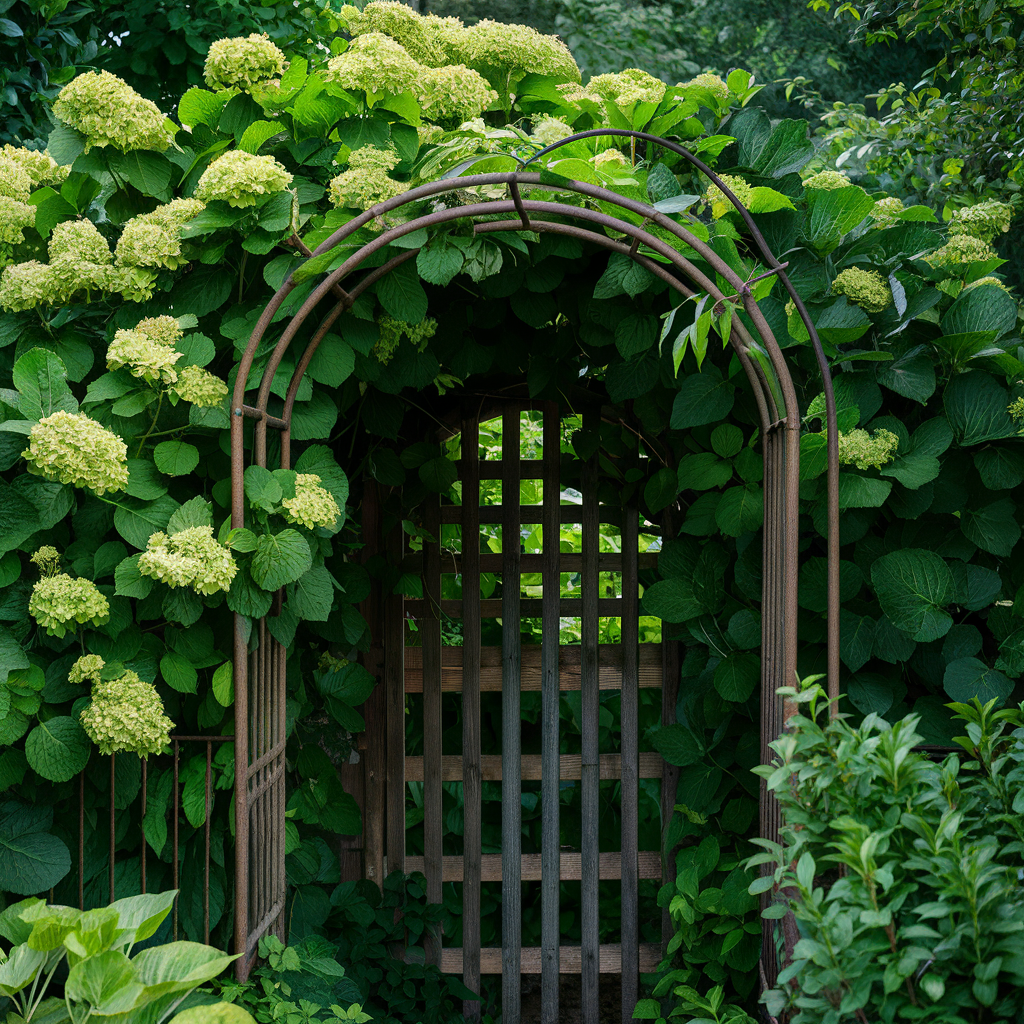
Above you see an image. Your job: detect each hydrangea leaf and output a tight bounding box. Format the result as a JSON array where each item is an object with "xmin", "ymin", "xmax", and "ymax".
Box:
[
  {"xmin": 0, "ymin": 802, "xmax": 70, "ymax": 895},
  {"xmin": 114, "ymin": 554, "xmax": 153, "ymax": 600},
  {"xmin": 168, "ymin": 496, "xmax": 213, "ymax": 535},
  {"xmin": 212, "ymin": 662, "xmax": 233, "ymax": 706},
  {"xmin": 251, "ymin": 529, "xmax": 312, "ymax": 592},
  {"xmin": 13, "ymin": 349, "xmax": 76, "ymax": 420},
  {"xmin": 160, "ymin": 651, "xmax": 197, "ymax": 694},
  {"xmin": 960, "ymin": 497, "xmax": 1020, "ymax": 556},
  {"xmin": 376, "ymin": 262, "xmax": 427, "ymax": 323},
  {"xmin": 713, "ymin": 652, "xmax": 759, "ymax": 702},
  {"xmin": 943, "ymin": 657, "xmax": 1014, "ymax": 704},
  {"xmin": 941, "ymin": 283, "xmax": 1018, "ymax": 339},
  {"xmin": 678, "ymin": 453, "xmax": 733, "ymax": 491},
  {"xmin": 651, "ymin": 723, "xmax": 703, "ymax": 766},
  {"xmin": 291, "ymin": 566, "xmax": 334, "ymax": 622},
  {"xmin": 24, "ymin": 716, "xmax": 90, "ymax": 783},
  {"xmin": 871, "ymin": 549, "xmax": 953, "ymax": 642},
  {"xmin": 944, "ymin": 370, "xmax": 1018, "ymax": 445},
  {"xmin": 644, "ymin": 467, "xmax": 678, "ymax": 513},
  {"xmin": 670, "ymin": 367, "xmax": 735, "ymax": 429},
  {"xmin": 113, "ymin": 496, "xmax": 180, "ymax": 551},
  {"xmin": 154, "ymin": 441, "xmax": 200, "ymax": 477}
]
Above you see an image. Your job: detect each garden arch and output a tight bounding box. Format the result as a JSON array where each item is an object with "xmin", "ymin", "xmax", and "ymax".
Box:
[{"xmin": 229, "ymin": 130, "xmax": 842, "ymax": 1014}]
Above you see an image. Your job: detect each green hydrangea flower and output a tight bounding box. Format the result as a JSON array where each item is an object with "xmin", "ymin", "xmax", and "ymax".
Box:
[
  {"xmin": 69, "ymin": 654, "xmax": 106, "ymax": 685},
  {"xmin": 680, "ymin": 73, "xmax": 729, "ymax": 103},
  {"xmin": 30, "ymin": 546, "xmax": 61, "ymax": 575},
  {"xmin": 586, "ymin": 68, "xmax": 665, "ymax": 107},
  {"xmin": 0, "ymin": 155, "xmax": 33, "ymax": 202},
  {"xmin": 138, "ymin": 525, "xmax": 237, "ymax": 596},
  {"xmin": 592, "ymin": 149, "xmax": 631, "ymax": 171},
  {"xmin": 326, "ymin": 32, "xmax": 424, "ymax": 94},
  {"xmin": 418, "ymin": 65, "xmax": 497, "ymax": 125},
  {"xmin": 282, "ymin": 474, "xmax": 341, "ymax": 530},
  {"xmin": 47, "ymin": 219, "xmax": 122, "ymax": 301},
  {"xmin": 116, "ymin": 198, "xmax": 205, "ymax": 273},
  {"xmin": 30, "ymin": 573, "xmax": 110, "ymax": 637},
  {"xmin": 339, "ymin": 1, "xmax": 463, "ymax": 66},
  {"xmin": 948, "ymin": 199, "xmax": 1013, "ymax": 244},
  {"xmin": 172, "ymin": 364, "xmax": 229, "ymax": 407},
  {"xmin": 804, "ymin": 170, "xmax": 852, "ymax": 190},
  {"xmin": 204, "ymin": 33, "xmax": 288, "ymax": 91},
  {"xmin": 329, "ymin": 147, "xmax": 405, "ymax": 210},
  {"xmin": 703, "ymin": 174, "xmax": 753, "ymax": 220},
  {"xmin": 1009, "ymin": 397, "xmax": 1024, "ymax": 424},
  {"xmin": 194, "ymin": 150, "xmax": 293, "ymax": 208},
  {"xmin": 0, "ymin": 261, "xmax": 58, "ymax": 310},
  {"xmin": 373, "ymin": 315, "xmax": 437, "ymax": 364},
  {"xmin": 921, "ymin": 234, "xmax": 997, "ymax": 272},
  {"xmin": 23, "ymin": 411, "xmax": 129, "ymax": 494},
  {"xmin": 964, "ymin": 275, "xmax": 1011, "ymax": 294},
  {"xmin": 451, "ymin": 19, "xmax": 580, "ymax": 81},
  {"xmin": 871, "ymin": 196, "xmax": 904, "ymax": 228},
  {"xmin": 532, "ymin": 116, "xmax": 573, "ymax": 146},
  {"xmin": 836, "ymin": 427, "xmax": 900, "ymax": 469},
  {"xmin": 80, "ymin": 670, "xmax": 174, "ymax": 757},
  {"xmin": 53, "ymin": 71, "xmax": 174, "ymax": 153},
  {"xmin": 0, "ymin": 145, "xmax": 69, "ymax": 188},
  {"xmin": 107, "ymin": 315, "xmax": 184, "ymax": 385},
  {"xmin": 0, "ymin": 196, "xmax": 35, "ymax": 248},
  {"xmin": 832, "ymin": 267, "xmax": 892, "ymax": 312}
]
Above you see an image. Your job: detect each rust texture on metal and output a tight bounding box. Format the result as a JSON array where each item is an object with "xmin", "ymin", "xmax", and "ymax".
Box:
[{"xmin": 228, "ymin": 130, "xmax": 839, "ymax": 996}]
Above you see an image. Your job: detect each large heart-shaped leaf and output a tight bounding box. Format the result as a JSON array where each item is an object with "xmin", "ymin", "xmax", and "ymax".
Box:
[
  {"xmin": 871, "ymin": 549, "xmax": 953, "ymax": 642},
  {"xmin": 0, "ymin": 802, "xmax": 70, "ymax": 895}
]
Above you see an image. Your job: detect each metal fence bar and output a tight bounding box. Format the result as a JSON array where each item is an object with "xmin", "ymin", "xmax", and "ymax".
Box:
[
  {"xmin": 501, "ymin": 406, "xmax": 523, "ymax": 1019},
  {"xmin": 423, "ymin": 492, "xmax": 444, "ymax": 966},
  {"xmin": 540, "ymin": 401, "xmax": 561, "ymax": 1024},
  {"xmin": 109, "ymin": 753, "xmax": 116, "ymax": 903},
  {"xmin": 385, "ymin": 524, "xmax": 407, "ymax": 877},
  {"xmin": 620, "ymin": 461, "xmax": 640, "ymax": 1017},
  {"xmin": 580, "ymin": 410, "xmax": 600, "ymax": 1024},
  {"xmin": 461, "ymin": 412, "xmax": 483, "ymax": 1021}
]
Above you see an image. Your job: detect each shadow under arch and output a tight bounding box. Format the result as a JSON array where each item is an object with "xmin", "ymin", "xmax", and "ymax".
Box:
[{"xmin": 227, "ymin": 132, "xmax": 841, "ymax": 996}]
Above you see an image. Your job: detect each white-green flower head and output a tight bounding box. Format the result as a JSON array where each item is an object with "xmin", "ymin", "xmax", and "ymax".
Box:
[
  {"xmin": 0, "ymin": 155, "xmax": 33, "ymax": 203},
  {"xmin": 106, "ymin": 315, "xmax": 184, "ymax": 385},
  {"xmin": 922, "ymin": 234, "xmax": 998, "ymax": 271},
  {"xmin": 29, "ymin": 546, "xmax": 61, "ymax": 576},
  {"xmin": 0, "ymin": 196, "xmax": 36, "ymax": 247},
  {"xmin": 453, "ymin": 19, "xmax": 580, "ymax": 82},
  {"xmin": 282, "ymin": 473, "xmax": 341, "ymax": 530},
  {"xmin": 964, "ymin": 275, "xmax": 1011, "ymax": 294},
  {"xmin": 532, "ymin": 115, "xmax": 574, "ymax": 147},
  {"xmin": 373, "ymin": 315, "xmax": 437, "ymax": 364},
  {"xmin": 23, "ymin": 410, "xmax": 129, "ymax": 495},
  {"xmin": 115, "ymin": 197, "xmax": 205, "ymax": 274},
  {"xmin": 703, "ymin": 174, "xmax": 753, "ymax": 220},
  {"xmin": 29, "ymin": 573, "xmax": 110, "ymax": 637},
  {"xmin": 804, "ymin": 169, "xmax": 852, "ymax": 190},
  {"xmin": 194, "ymin": 150, "xmax": 293, "ymax": 208},
  {"xmin": 871, "ymin": 196, "xmax": 904, "ymax": 229},
  {"xmin": 1010, "ymin": 396, "xmax": 1024, "ymax": 424},
  {"xmin": 49, "ymin": 219, "xmax": 113, "ymax": 266},
  {"xmin": 52, "ymin": 70, "xmax": 175, "ymax": 153},
  {"xmin": 835, "ymin": 427, "xmax": 900, "ymax": 470},
  {"xmin": 0, "ymin": 145, "xmax": 70, "ymax": 189},
  {"xmin": 948, "ymin": 199, "xmax": 1013, "ymax": 244},
  {"xmin": 327, "ymin": 32, "xmax": 424, "ymax": 95},
  {"xmin": 831, "ymin": 267, "xmax": 892, "ymax": 312},
  {"xmin": 172, "ymin": 364, "xmax": 229, "ymax": 407},
  {"xmin": 340, "ymin": 1, "xmax": 464, "ymax": 66},
  {"xmin": 80, "ymin": 670, "xmax": 174, "ymax": 757},
  {"xmin": 138, "ymin": 525, "xmax": 238, "ymax": 596},
  {"xmin": 417, "ymin": 65, "xmax": 498, "ymax": 125},
  {"xmin": 69, "ymin": 653, "xmax": 106, "ymax": 685},
  {"xmin": 592, "ymin": 149, "xmax": 631, "ymax": 170},
  {"xmin": 204, "ymin": 33, "xmax": 288, "ymax": 91},
  {"xmin": 328, "ymin": 146, "xmax": 404, "ymax": 210},
  {"xmin": 587, "ymin": 68, "xmax": 666, "ymax": 107},
  {"xmin": 680, "ymin": 73, "xmax": 729, "ymax": 104},
  {"xmin": 0, "ymin": 261, "xmax": 59, "ymax": 311}
]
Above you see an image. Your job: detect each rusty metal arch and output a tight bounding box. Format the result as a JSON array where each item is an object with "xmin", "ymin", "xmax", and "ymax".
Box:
[{"xmin": 228, "ymin": 130, "xmax": 841, "ymax": 986}]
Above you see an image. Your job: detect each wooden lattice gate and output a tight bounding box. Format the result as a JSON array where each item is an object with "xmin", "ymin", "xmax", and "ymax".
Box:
[{"xmin": 379, "ymin": 397, "xmax": 671, "ymax": 1022}]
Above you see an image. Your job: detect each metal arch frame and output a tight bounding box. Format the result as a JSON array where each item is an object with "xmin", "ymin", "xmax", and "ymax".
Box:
[{"xmin": 228, "ymin": 129, "xmax": 842, "ymax": 984}]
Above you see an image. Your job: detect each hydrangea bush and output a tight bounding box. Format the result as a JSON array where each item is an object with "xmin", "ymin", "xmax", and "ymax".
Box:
[{"xmin": 0, "ymin": 6, "xmax": 1020, "ymax": 1015}]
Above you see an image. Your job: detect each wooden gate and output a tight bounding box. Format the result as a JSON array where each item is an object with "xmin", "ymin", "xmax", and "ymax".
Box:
[{"xmin": 381, "ymin": 397, "xmax": 668, "ymax": 1023}]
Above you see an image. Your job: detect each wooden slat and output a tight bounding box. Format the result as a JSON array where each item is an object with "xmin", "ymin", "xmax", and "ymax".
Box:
[
  {"xmin": 461, "ymin": 413, "xmax": 482, "ymax": 1021},
  {"xmin": 501, "ymin": 407, "xmax": 522, "ymax": 1013},
  {"xmin": 384, "ymin": 525, "xmax": 406, "ymax": 877},
  {"xmin": 661, "ymin": 512, "xmax": 682, "ymax": 955},
  {"xmin": 441, "ymin": 504, "xmax": 621, "ymax": 526},
  {"xmin": 403, "ymin": 644, "xmax": 663, "ymax": 693},
  {"xmin": 405, "ymin": 597, "xmax": 622, "ymax": 618},
  {"xmin": 406, "ymin": 851, "xmax": 662, "ymax": 882},
  {"xmin": 423, "ymin": 495, "xmax": 443, "ymax": 966},
  {"xmin": 465, "ymin": 458, "xmax": 543, "ymax": 480},
  {"xmin": 439, "ymin": 944, "xmax": 662, "ymax": 975},
  {"xmin": 401, "ymin": 552, "xmax": 659, "ymax": 574},
  {"xmin": 580, "ymin": 413, "xmax": 600, "ymax": 1024},
  {"xmin": 404, "ymin": 752, "xmax": 663, "ymax": 782},
  {"xmin": 540, "ymin": 401, "xmax": 560, "ymax": 1024}
]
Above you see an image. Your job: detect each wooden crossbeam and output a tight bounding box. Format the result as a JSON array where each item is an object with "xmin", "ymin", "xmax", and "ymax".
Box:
[
  {"xmin": 404, "ymin": 753, "xmax": 663, "ymax": 782},
  {"xmin": 405, "ymin": 851, "xmax": 662, "ymax": 882},
  {"xmin": 402, "ymin": 552, "xmax": 659, "ymax": 574},
  {"xmin": 439, "ymin": 944, "xmax": 662, "ymax": 974}
]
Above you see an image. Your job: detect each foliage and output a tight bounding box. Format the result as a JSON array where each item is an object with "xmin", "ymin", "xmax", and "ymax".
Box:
[
  {"xmin": 749, "ymin": 682, "xmax": 1024, "ymax": 1022},
  {"xmin": 0, "ymin": 889, "xmax": 235, "ymax": 1024}
]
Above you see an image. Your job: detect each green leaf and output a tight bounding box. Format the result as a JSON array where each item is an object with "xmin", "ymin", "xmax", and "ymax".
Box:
[
  {"xmin": 168, "ymin": 496, "xmax": 213, "ymax": 535},
  {"xmin": 677, "ymin": 453, "xmax": 732, "ymax": 491},
  {"xmin": 847, "ymin": 673, "xmax": 896, "ymax": 715},
  {"xmin": 125, "ymin": 459, "xmax": 167, "ymax": 500},
  {"xmin": 212, "ymin": 662, "xmax": 233, "ymax": 706},
  {"xmin": 615, "ymin": 313, "xmax": 659, "ymax": 360},
  {"xmin": 670, "ymin": 367, "xmax": 735, "ymax": 428},
  {"xmin": 651, "ymin": 724, "xmax": 703, "ymax": 766},
  {"xmin": 226, "ymin": 566, "xmax": 272, "ymax": 618},
  {"xmin": 12, "ymin": 348, "xmax": 76, "ymax": 419},
  {"xmin": 107, "ymin": 151, "xmax": 174, "ymax": 201},
  {"xmin": 837, "ymin": 474, "xmax": 892, "ymax": 508},
  {"xmin": 745, "ymin": 187, "xmax": 795, "ymax": 214},
  {"xmin": 319, "ymin": 661, "xmax": 375, "ymax": 708},
  {"xmin": 29, "ymin": 187, "xmax": 76, "ymax": 240},
  {"xmin": 160, "ymin": 651, "xmax": 197, "ymax": 694},
  {"xmin": 943, "ymin": 657, "xmax": 1014, "ymax": 704},
  {"xmin": 376, "ymin": 263, "xmax": 427, "ymax": 323},
  {"xmin": 24, "ymin": 717, "xmax": 89, "ymax": 783},
  {"xmin": 113, "ymin": 496, "xmax": 180, "ymax": 551},
  {"xmin": 877, "ymin": 346, "xmax": 939, "ymax": 404},
  {"xmin": 130, "ymin": 940, "xmax": 239, "ymax": 995},
  {"xmin": 417, "ymin": 244, "xmax": 463, "ymax": 287},
  {"xmin": 871, "ymin": 549, "xmax": 953, "ymax": 642},
  {"xmin": 178, "ymin": 88, "xmax": 228, "ymax": 128},
  {"xmin": 0, "ymin": 802, "xmax": 70, "ymax": 895},
  {"xmin": 65, "ymin": 950, "xmax": 138, "ymax": 1013},
  {"xmin": 307, "ymin": 334, "xmax": 355, "ymax": 388},
  {"xmin": 942, "ymin": 283, "xmax": 1017, "ymax": 339},
  {"xmin": 974, "ymin": 446, "xmax": 1024, "ymax": 490},
  {"xmin": 711, "ymin": 424, "xmax": 743, "ymax": 458},
  {"xmin": 644, "ymin": 467, "xmax": 678, "ymax": 513},
  {"xmin": 419, "ymin": 456, "xmax": 457, "ymax": 493},
  {"xmin": 251, "ymin": 530, "xmax": 312, "ymax": 591},
  {"xmin": 961, "ymin": 498, "xmax": 1020, "ymax": 556},
  {"xmin": 944, "ymin": 371, "xmax": 1017, "ymax": 446},
  {"xmin": 114, "ymin": 554, "xmax": 153, "ymax": 599},
  {"xmin": 714, "ymin": 653, "xmax": 759, "ymax": 702},
  {"xmin": 153, "ymin": 441, "xmax": 200, "ymax": 477},
  {"xmin": 949, "ymin": 562, "xmax": 1001, "ymax": 611},
  {"xmin": 840, "ymin": 610, "xmax": 876, "ymax": 672},
  {"xmin": 46, "ymin": 126, "xmax": 86, "ymax": 167},
  {"xmin": 642, "ymin": 579, "xmax": 703, "ymax": 623},
  {"xmin": 715, "ymin": 484, "xmax": 763, "ymax": 536},
  {"xmin": 238, "ymin": 120, "xmax": 284, "ymax": 154},
  {"xmin": 292, "ymin": 566, "xmax": 334, "ymax": 622},
  {"xmin": 807, "ymin": 185, "xmax": 876, "ymax": 247}
]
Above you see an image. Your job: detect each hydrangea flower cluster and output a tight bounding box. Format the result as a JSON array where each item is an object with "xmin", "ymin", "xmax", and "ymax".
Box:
[
  {"xmin": 532, "ymin": 116, "xmax": 573, "ymax": 146},
  {"xmin": 1009, "ymin": 397, "xmax": 1024, "ymax": 425},
  {"xmin": 374, "ymin": 315, "xmax": 437, "ymax": 364},
  {"xmin": 592, "ymin": 149, "xmax": 631, "ymax": 171},
  {"xmin": 0, "ymin": 197, "xmax": 36, "ymax": 256},
  {"xmin": 52, "ymin": 71, "xmax": 174, "ymax": 153},
  {"xmin": 107, "ymin": 315, "xmax": 184, "ymax": 384},
  {"xmin": 0, "ymin": 155, "xmax": 33, "ymax": 202},
  {"xmin": 327, "ymin": 32, "xmax": 424, "ymax": 95},
  {"xmin": 948, "ymin": 199, "xmax": 1013, "ymax": 244},
  {"xmin": 703, "ymin": 174, "xmax": 753, "ymax": 220},
  {"xmin": 138, "ymin": 525, "xmax": 237, "ymax": 595},
  {"xmin": 832, "ymin": 267, "xmax": 892, "ymax": 312},
  {"xmin": 453, "ymin": 19, "xmax": 580, "ymax": 81},
  {"xmin": 282, "ymin": 474, "xmax": 341, "ymax": 530},
  {"xmin": 964, "ymin": 275, "xmax": 1011, "ymax": 294},
  {"xmin": 803, "ymin": 170, "xmax": 852, "ymax": 190},
  {"xmin": 329, "ymin": 147, "xmax": 405, "ymax": 210},
  {"xmin": 172, "ymin": 364, "xmax": 229, "ymax": 407},
  {"xmin": 586, "ymin": 69, "xmax": 666, "ymax": 107},
  {"xmin": 30, "ymin": 546, "xmax": 61, "ymax": 575},
  {"xmin": 0, "ymin": 261, "xmax": 56, "ymax": 310},
  {"xmin": 871, "ymin": 196, "xmax": 905, "ymax": 228},
  {"xmin": 116, "ymin": 198, "xmax": 205, "ymax": 276},
  {"xmin": 69, "ymin": 654, "xmax": 106, "ymax": 685},
  {"xmin": 0, "ymin": 145, "xmax": 69, "ymax": 188},
  {"xmin": 921, "ymin": 234, "xmax": 997, "ymax": 271},
  {"xmin": 417, "ymin": 65, "xmax": 497, "ymax": 125},
  {"xmin": 339, "ymin": 2, "xmax": 462, "ymax": 66},
  {"xmin": 80, "ymin": 670, "xmax": 174, "ymax": 757},
  {"xmin": 23, "ymin": 411, "xmax": 129, "ymax": 494},
  {"xmin": 836, "ymin": 428, "xmax": 900, "ymax": 469},
  {"xmin": 194, "ymin": 150, "xmax": 293, "ymax": 208},
  {"xmin": 204, "ymin": 33, "xmax": 288, "ymax": 91},
  {"xmin": 29, "ymin": 572, "xmax": 110, "ymax": 637},
  {"xmin": 681, "ymin": 73, "xmax": 729, "ymax": 103}
]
